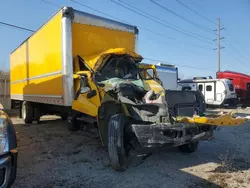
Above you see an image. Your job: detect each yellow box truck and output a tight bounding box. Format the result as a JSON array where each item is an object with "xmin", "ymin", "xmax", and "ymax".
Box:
[
  {"xmin": 10, "ymin": 6, "xmax": 137, "ymax": 109},
  {"xmin": 10, "ymin": 6, "xmax": 247, "ymax": 171}
]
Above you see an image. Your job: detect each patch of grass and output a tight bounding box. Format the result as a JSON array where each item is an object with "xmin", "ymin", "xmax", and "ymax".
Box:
[
  {"xmin": 188, "ymin": 178, "xmax": 221, "ymax": 188},
  {"xmin": 208, "ymin": 173, "xmax": 231, "ymax": 188},
  {"xmin": 213, "ymin": 146, "xmax": 248, "ymax": 173},
  {"xmin": 218, "ymin": 148, "xmax": 237, "ymax": 172},
  {"xmin": 235, "ymin": 177, "xmax": 244, "ymax": 184}
]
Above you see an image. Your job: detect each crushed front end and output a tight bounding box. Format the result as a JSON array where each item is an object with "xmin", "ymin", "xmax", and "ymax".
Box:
[
  {"xmin": 121, "ymin": 89, "xmax": 215, "ymax": 148},
  {"xmin": 95, "ymin": 52, "xmax": 247, "ymax": 149},
  {"xmin": 93, "ymin": 50, "xmax": 248, "ymax": 171},
  {"xmin": 131, "ymin": 122, "xmax": 214, "ymax": 148}
]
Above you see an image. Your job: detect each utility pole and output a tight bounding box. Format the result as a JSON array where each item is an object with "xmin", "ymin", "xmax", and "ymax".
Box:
[
  {"xmin": 217, "ymin": 18, "xmax": 221, "ymax": 72},
  {"xmin": 213, "ymin": 17, "xmax": 225, "ymax": 72}
]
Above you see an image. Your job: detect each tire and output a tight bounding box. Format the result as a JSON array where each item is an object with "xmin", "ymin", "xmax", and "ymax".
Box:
[
  {"xmin": 7, "ymin": 153, "xmax": 17, "ymax": 188},
  {"xmin": 21, "ymin": 101, "xmax": 33, "ymax": 124},
  {"xmin": 108, "ymin": 114, "xmax": 129, "ymax": 171},
  {"xmin": 178, "ymin": 141, "xmax": 199, "ymax": 153},
  {"xmin": 33, "ymin": 107, "xmax": 41, "ymax": 122},
  {"xmin": 7, "ymin": 163, "xmax": 17, "ymax": 188},
  {"xmin": 67, "ymin": 116, "xmax": 81, "ymax": 132}
]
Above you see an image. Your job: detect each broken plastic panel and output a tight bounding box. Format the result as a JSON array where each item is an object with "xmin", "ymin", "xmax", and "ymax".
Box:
[{"xmin": 174, "ymin": 112, "xmax": 248, "ymax": 126}]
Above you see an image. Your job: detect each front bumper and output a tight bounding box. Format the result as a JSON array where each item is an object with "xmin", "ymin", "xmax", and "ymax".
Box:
[
  {"xmin": 132, "ymin": 123, "xmax": 214, "ymax": 148},
  {"xmin": 0, "ymin": 149, "xmax": 17, "ymax": 188}
]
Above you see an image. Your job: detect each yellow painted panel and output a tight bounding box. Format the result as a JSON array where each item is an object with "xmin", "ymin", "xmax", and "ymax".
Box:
[
  {"xmin": 25, "ymin": 75, "xmax": 63, "ymax": 95},
  {"xmin": 10, "ymin": 82, "xmax": 27, "ymax": 95},
  {"xmin": 28, "ymin": 11, "xmax": 63, "ymax": 77},
  {"xmin": 10, "ymin": 10, "xmax": 63, "ymax": 96},
  {"xmin": 10, "ymin": 43, "xmax": 27, "ymax": 82},
  {"xmin": 11, "ymin": 75, "xmax": 63, "ymax": 95},
  {"xmin": 72, "ymin": 23, "xmax": 135, "ymax": 69}
]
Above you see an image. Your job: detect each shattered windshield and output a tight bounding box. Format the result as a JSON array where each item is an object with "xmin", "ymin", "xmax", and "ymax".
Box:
[{"xmin": 95, "ymin": 55, "xmax": 143, "ymax": 83}]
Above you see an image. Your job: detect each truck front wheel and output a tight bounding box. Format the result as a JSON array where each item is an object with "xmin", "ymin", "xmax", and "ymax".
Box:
[
  {"xmin": 21, "ymin": 101, "xmax": 33, "ymax": 124},
  {"xmin": 108, "ymin": 114, "xmax": 130, "ymax": 171},
  {"xmin": 178, "ymin": 141, "xmax": 199, "ymax": 153}
]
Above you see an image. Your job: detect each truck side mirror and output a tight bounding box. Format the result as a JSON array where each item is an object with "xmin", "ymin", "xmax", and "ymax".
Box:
[{"xmin": 87, "ymin": 90, "xmax": 97, "ymax": 98}]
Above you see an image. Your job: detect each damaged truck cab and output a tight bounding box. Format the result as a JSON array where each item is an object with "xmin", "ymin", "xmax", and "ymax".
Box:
[
  {"xmin": 10, "ymin": 6, "xmax": 247, "ymax": 172},
  {"xmin": 70, "ymin": 48, "xmax": 245, "ymax": 171}
]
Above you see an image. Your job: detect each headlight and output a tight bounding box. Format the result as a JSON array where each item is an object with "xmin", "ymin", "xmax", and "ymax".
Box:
[{"xmin": 0, "ymin": 117, "xmax": 8, "ymax": 155}]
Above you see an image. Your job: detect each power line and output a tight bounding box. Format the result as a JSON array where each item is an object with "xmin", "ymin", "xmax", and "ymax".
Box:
[
  {"xmin": 0, "ymin": 23, "xmax": 213, "ymax": 71},
  {"xmin": 223, "ymin": 39, "xmax": 250, "ymax": 65},
  {"xmin": 69, "ymin": 0, "xmax": 127, "ymax": 23},
  {"xmin": 40, "ymin": 0, "xmax": 60, "ymax": 7},
  {"xmin": 3, "ymin": 0, "xmax": 215, "ymax": 52},
  {"xmin": 189, "ymin": 0, "xmax": 208, "ymax": 12},
  {"xmin": 1, "ymin": 0, "xmax": 210, "ymax": 51},
  {"xmin": 143, "ymin": 57, "xmax": 216, "ymax": 71},
  {"xmin": 174, "ymin": 0, "xmax": 250, "ymax": 67},
  {"xmin": 115, "ymin": 0, "xmax": 213, "ymax": 42},
  {"xmin": 111, "ymin": 0, "xmax": 214, "ymax": 45},
  {"xmin": 70, "ymin": 0, "xmax": 212, "ymax": 50},
  {"xmin": 213, "ymin": 18, "xmax": 225, "ymax": 72},
  {"xmin": 4, "ymin": 0, "xmax": 215, "ymax": 72},
  {"xmin": 28, "ymin": 0, "xmax": 250, "ymax": 73},
  {"xmin": 0, "ymin": 10, "xmax": 214, "ymax": 71},
  {"xmin": 175, "ymin": 0, "xmax": 216, "ymax": 25},
  {"xmin": 149, "ymin": 0, "xmax": 216, "ymax": 35},
  {"xmin": 224, "ymin": 28, "xmax": 250, "ymax": 62},
  {"xmin": 224, "ymin": 48, "xmax": 250, "ymax": 68},
  {"xmin": 0, "ymin": 21, "xmax": 35, "ymax": 32},
  {"xmin": 141, "ymin": 29, "xmax": 211, "ymax": 50}
]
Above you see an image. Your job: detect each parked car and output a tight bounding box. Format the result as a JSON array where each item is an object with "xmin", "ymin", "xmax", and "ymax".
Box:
[{"xmin": 0, "ymin": 106, "xmax": 17, "ymax": 187}]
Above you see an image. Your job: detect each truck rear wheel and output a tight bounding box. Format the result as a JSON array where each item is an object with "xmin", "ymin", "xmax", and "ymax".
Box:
[
  {"xmin": 21, "ymin": 101, "xmax": 33, "ymax": 124},
  {"xmin": 178, "ymin": 141, "xmax": 199, "ymax": 153},
  {"xmin": 108, "ymin": 114, "xmax": 129, "ymax": 171}
]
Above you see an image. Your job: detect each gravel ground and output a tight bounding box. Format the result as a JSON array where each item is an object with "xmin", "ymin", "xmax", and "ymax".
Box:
[{"xmin": 9, "ymin": 109, "xmax": 250, "ymax": 188}]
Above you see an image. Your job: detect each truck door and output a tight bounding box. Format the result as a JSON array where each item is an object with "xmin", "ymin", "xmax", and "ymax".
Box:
[
  {"xmin": 204, "ymin": 83, "xmax": 215, "ymax": 104},
  {"xmin": 72, "ymin": 56, "xmax": 101, "ymax": 117},
  {"xmin": 72, "ymin": 74, "xmax": 101, "ymax": 117}
]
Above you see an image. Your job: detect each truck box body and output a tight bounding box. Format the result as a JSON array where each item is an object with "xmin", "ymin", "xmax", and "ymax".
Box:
[{"xmin": 10, "ymin": 7, "xmax": 138, "ymax": 106}]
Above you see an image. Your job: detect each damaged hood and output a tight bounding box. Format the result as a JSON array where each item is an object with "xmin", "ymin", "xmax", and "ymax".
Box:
[{"xmin": 83, "ymin": 48, "xmax": 142, "ymax": 72}]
